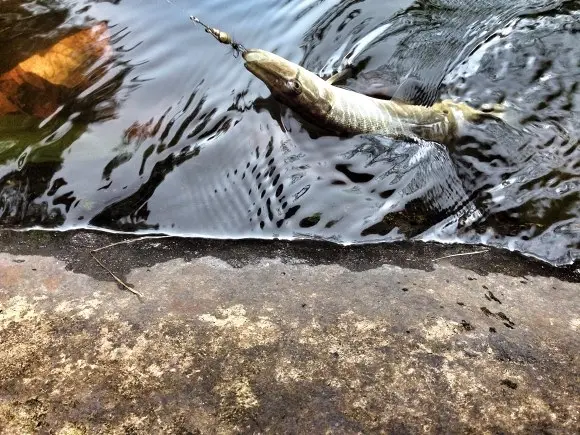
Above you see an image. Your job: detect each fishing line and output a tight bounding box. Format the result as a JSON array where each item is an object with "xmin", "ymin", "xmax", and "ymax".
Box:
[
  {"xmin": 163, "ymin": 0, "xmax": 188, "ymax": 15},
  {"xmin": 162, "ymin": 0, "xmax": 247, "ymax": 57}
]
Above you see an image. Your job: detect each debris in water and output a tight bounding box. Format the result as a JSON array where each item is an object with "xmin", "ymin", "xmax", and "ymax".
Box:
[
  {"xmin": 90, "ymin": 235, "xmax": 172, "ymax": 299},
  {"xmin": 0, "ymin": 23, "xmax": 111, "ymax": 117},
  {"xmin": 431, "ymin": 249, "xmax": 489, "ymax": 262}
]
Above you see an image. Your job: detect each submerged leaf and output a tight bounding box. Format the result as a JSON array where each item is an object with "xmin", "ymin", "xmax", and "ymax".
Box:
[
  {"xmin": 16, "ymin": 22, "xmax": 111, "ymax": 88},
  {"xmin": 0, "ymin": 92, "xmax": 18, "ymax": 115},
  {"xmin": 0, "ymin": 22, "xmax": 111, "ymax": 117}
]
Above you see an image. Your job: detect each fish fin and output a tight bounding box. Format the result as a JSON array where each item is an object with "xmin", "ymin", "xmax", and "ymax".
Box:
[
  {"xmin": 326, "ymin": 67, "xmax": 353, "ymax": 85},
  {"xmin": 390, "ymin": 78, "xmax": 439, "ymax": 106},
  {"xmin": 438, "ymin": 100, "xmax": 508, "ymax": 125},
  {"xmin": 477, "ymin": 103, "xmax": 512, "ymax": 126},
  {"xmin": 357, "ymin": 85, "xmax": 397, "ymax": 100},
  {"xmin": 479, "ymin": 103, "xmax": 505, "ymax": 115}
]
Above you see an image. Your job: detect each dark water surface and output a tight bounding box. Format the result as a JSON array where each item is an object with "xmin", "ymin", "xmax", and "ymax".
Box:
[{"xmin": 0, "ymin": 0, "xmax": 578, "ymax": 265}]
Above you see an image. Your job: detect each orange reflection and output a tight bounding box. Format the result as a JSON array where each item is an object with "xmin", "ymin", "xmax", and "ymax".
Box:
[{"xmin": 0, "ymin": 22, "xmax": 111, "ymax": 118}]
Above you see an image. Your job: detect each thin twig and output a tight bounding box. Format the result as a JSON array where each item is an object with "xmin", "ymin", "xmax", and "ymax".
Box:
[
  {"xmin": 89, "ymin": 235, "xmax": 171, "ymax": 298},
  {"xmin": 90, "ymin": 250, "xmax": 144, "ymax": 298},
  {"xmin": 431, "ymin": 249, "xmax": 489, "ymax": 262},
  {"xmin": 91, "ymin": 235, "xmax": 172, "ymax": 252}
]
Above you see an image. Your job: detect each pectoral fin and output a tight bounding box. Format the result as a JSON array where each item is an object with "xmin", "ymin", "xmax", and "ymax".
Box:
[
  {"xmin": 390, "ymin": 78, "xmax": 439, "ymax": 106},
  {"xmin": 341, "ymin": 74, "xmax": 439, "ymax": 106},
  {"xmin": 326, "ymin": 63, "xmax": 441, "ymax": 106},
  {"xmin": 325, "ymin": 68, "xmax": 353, "ymax": 85}
]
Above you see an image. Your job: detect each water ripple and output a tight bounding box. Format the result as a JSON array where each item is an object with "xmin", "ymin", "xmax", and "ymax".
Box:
[{"xmin": 0, "ymin": 0, "xmax": 578, "ymax": 265}]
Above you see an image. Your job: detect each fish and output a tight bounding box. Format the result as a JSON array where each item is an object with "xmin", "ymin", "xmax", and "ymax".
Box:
[
  {"xmin": 242, "ymin": 48, "xmax": 502, "ymax": 143},
  {"xmin": 188, "ymin": 17, "xmax": 502, "ymax": 142}
]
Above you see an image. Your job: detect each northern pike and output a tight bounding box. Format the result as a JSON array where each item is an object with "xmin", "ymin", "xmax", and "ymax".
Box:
[
  {"xmin": 189, "ymin": 17, "xmax": 502, "ymax": 143},
  {"xmin": 242, "ymin": 49, "xmax": 501, "ymax": 143}
]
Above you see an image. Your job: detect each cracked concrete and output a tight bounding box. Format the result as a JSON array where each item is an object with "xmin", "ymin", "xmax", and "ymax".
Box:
[{"xmin": 0, "ymin": 230, "xmax": 578, "ymax": 433}]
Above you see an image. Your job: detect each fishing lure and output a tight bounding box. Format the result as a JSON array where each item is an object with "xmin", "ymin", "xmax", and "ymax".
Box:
[
  {"xmin": 190, "ymin": 16, "xmax": 247, "ymax": 56},
  {"xmin": 162, "ymin": 0, "xmax": 246, "ymax": 56}
]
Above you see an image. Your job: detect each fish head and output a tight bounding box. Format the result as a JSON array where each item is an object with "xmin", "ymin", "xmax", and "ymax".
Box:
[{"xmin": 243, "ymin": 49, "xmax": 332, "ymax": 121}]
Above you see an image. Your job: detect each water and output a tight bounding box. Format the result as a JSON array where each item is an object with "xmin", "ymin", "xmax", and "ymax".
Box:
[{"xmin": 0, "ymin": 0, "xmax": 578, "ymax": 265}]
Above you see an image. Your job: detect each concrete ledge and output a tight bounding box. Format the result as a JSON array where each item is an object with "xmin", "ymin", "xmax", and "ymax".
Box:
[{"xmin": 0, "ymin": 230, "xmax": 578, "ymax": 433}]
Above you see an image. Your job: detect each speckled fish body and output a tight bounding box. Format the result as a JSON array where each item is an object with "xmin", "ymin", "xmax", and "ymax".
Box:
[{"xmin": 243, "ymin": 49, "xmax": 487, "ymax": 143}]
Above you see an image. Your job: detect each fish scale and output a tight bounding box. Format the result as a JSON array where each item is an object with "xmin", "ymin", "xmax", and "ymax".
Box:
[{"xmin": 327, "ymin": 82, "xmax": 456, "ymax": 142}]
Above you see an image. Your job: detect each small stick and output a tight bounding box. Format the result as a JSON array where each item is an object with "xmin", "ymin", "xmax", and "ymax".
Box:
[
  {"xmin": 90, "ymin": 250, "xmax": 144, "ymax": 298},
  {"xmin": 89, "ymin": 235, "xmax": 171, "ymax": 298},
  {"xmin": 431, "ymin": 249, "xmax": 489, "ymax": 262},
  {"xmin": 91, "ymin": 235, "xmax": 172, "ymax": 252}
]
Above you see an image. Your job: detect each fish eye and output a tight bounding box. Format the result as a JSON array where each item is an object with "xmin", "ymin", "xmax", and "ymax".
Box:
[{"xmin": 286, "ymin": 79, "xmax": 302, "ymax": 95}]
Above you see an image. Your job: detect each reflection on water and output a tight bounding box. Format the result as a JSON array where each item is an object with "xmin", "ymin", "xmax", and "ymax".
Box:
[{"xmin": 0, "ymin": 0, "xmax": 578, "ymax": 265}]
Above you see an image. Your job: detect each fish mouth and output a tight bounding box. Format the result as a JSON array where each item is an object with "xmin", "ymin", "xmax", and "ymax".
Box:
[
  {"xmin": 243, "ymin": 49, "xmax": 297, "ymax": 87},
  {"xmin": 242, "ymin": 49, "xmax": 271, "ymax": 82},
  {"xmin": 242, "ymin": 49, "xmax": 269, "ymax": 65}
]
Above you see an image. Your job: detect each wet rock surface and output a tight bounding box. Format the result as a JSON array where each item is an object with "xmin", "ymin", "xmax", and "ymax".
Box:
[{"xmin": 0, "ymin": 230, "xmax": 579, "ymax": 433}]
